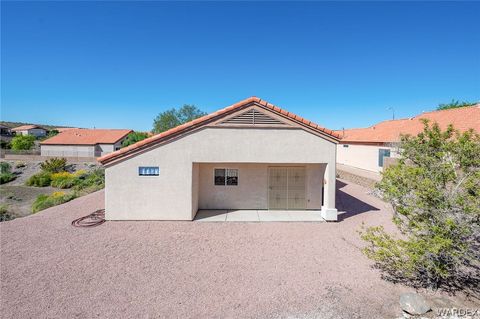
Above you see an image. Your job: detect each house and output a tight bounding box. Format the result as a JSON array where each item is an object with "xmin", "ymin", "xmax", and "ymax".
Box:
[
  {"xmin": 337, "ymin": 104, "xmax": 480, "ymax": 173},
  {"xmin": 12, "ymin": 125, "xmax": 47, "ymax": 137},
  {"xmin": 40, "ymin": 128, "xmax": 132, "ymax": 158},
  {"xmin": 98, "ymin": 97, "xmax": 340, "ymax": 221},
  {"xmin": 0, "ymin": 124, "xmax": 12, "ymax": 136}
]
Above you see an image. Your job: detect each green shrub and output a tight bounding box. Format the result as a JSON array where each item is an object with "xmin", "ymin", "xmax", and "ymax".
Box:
[
  {"xmin": 0, "ymin": 162, "xmax": 16, "ymax": 184},
  {"xmin": 0, "ymin": 204, "xmax": 14, "ymax": 222},
  {"xmin": 40, "ymin": 157, "xmax": 67, "ymax": 173},
  {"xmin": 32, "ymin": 191, "xmax": 76, "ymax": 213},
  {"xmin": 11, "ymin": 135, "xmax": 35, "ymax": 150},
  {"xmin": 73, "ymin": 168, "xmax": 105, "ymax": 194},
  {"xmin": 0, "ymin": 173, "xmax": 16, "ymax": 184},
  {"xmin": 26, "ymin": 172, "xmax": 52, "ymax": 187},
  {"xmin": 1, "ymin": 162, "xmax": 11, "ymax": 174},
  {"xmin": 50, "ymin": 170, "xmax": 86, "ymax": 188},
  {"xmin": 361, "ymin": 121, "xmax": 480, "ymax": 290}
]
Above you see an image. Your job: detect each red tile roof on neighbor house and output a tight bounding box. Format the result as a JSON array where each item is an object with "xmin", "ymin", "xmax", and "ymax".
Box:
[
  {"xmin": 12, "ymin": 124, "xmax": 45, "ymax": 131},
  {"xmin": 338, "ymin": 104, "xmax": 480, "ymax": 144},
  {"xmin": 41, "ymin": 129, "xmax": 132, "ymax": 145},
  {"xmin": 98, "ymin": 96, "xmax": 340, "ymax": 165}
]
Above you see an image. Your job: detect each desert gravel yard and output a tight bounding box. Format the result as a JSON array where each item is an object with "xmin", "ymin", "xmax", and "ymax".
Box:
[{"xmin": 0, "ymin": 180, "xmax": 477, "ymax": 319}]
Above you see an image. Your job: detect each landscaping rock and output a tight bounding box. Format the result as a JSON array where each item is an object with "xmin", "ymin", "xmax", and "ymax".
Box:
[{"xmin": 400, "ymin": 293, "xmax": 431, "ymax": 315}]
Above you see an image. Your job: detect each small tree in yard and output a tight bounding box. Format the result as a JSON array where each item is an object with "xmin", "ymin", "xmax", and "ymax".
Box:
[
  {"xmin": 361, "ymin": 120, "xmax": 480, "ymax": 292},
  {"xmin": 11, "ymin": 135, "xmax": 35, "ymax": 150}
]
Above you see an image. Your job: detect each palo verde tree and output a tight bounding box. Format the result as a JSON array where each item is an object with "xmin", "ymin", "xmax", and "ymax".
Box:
[
  {"xmin": 361, "ymin": 120, "xmax": 480, "ymax": 291},
  {"xmin": 152, "ymin": 105, "xmax": 207, "ymax": 134}
]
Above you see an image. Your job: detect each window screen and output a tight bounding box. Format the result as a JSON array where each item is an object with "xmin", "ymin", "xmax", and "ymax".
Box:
[
  {"xmin": 378, "ymin": 149, "xmax": 391, "ymax": 167},
  {"xmin": 215, "ymin": 168, "xmax": 238, "ymax": 186}
]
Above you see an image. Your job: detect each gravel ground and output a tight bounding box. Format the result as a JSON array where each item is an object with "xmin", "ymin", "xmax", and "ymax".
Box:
[{"xmin": 1, "ymin": 180, "xmax": 477, "ymax": 318}]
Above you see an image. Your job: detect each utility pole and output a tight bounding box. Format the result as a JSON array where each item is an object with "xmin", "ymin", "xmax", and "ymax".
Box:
[{"xmin": 387, "ymin": 107, "xmax": 395, "ymax": 120}]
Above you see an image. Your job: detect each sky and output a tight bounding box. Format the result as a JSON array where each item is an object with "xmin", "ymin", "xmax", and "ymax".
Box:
[{"xmin": 1, "ymin": 1, "xmax": 479, "ymax": 131}]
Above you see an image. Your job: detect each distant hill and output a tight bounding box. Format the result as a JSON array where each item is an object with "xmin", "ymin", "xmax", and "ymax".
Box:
[{"xmin": 0, "ymin": 121, "xmax": 75, "ymax": 131}]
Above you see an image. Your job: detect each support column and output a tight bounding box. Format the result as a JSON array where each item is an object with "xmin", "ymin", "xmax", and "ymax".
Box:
[{"xmin": 321, "ymin": 163, "xmax": 338, "ymax": 221}]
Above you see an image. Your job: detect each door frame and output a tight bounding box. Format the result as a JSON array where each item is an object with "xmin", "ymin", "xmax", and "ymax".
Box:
[{"xmin": 267, "ymin": 166, "xmax": 307, "ymax": 210}]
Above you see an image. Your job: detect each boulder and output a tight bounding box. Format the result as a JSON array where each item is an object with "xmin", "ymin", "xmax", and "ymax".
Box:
[{"xmin": 399, "ymin": 293, "xmax": 431, "ymax": 315}]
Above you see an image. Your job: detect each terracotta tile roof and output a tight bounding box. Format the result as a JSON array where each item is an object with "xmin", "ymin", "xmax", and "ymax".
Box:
[
  {"xmin": 339, "ymin": 104, "xmax": 480, "ymax": 143},
  {"xmin": 41, "ymin": 129, "xmax": 132, "ymax": 145},
  {"xmin": 98, "ymin": 96, "xmax": 339, "ymax": 165},
  {"xmin": 12, "ymin": 124, "xmax": 45, "ymax": 131}
]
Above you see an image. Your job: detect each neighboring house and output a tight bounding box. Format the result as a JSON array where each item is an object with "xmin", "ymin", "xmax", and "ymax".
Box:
[
  {"xmin": 11, "ymin": 125, "xmax": 48, "ymax": 137},
  {"xmin": 337, "ymin": 104, "xmax": 480, "ymax": 173},
  {"xmin": 98, "ymin": 97, "xmax": 340, "ymax": 221},
  {"xmin": 40, "ymin": 128, "xmax": 132, "ymax": 158},
  {"xmin": 0, "ymin": 124, "xmax": 12, "ymax": 136}
]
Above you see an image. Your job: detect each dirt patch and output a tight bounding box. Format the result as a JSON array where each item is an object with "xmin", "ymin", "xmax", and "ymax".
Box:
[
  {"xmin": 0, "ymin": 160, "xmax": 101, "ymax": 218},
  {"xmin": 0, "ymin": 185, "xmax": 57, "ymax": 217}
]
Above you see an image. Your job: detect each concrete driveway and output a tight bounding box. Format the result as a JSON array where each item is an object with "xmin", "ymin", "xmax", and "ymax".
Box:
[{"xmin": 0, "ymin": 180, "xmax": 472, "ymax": 318}]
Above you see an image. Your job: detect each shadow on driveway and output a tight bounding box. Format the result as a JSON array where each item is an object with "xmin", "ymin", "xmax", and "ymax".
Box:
[{"xmin": 336, "ymin": 179, "xmax": 380, "ymax": 221}]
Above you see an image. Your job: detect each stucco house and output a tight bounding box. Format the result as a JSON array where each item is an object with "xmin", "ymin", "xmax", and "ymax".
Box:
[
  {"xmin": 337, "ymin": 104, "xmax": 480, "ymax": 173},
  {"xmin": 41, "ymin": 128, "xmax": 132, "ymax": 158},
  {"xmin": 12, "ymin": 124, "xmax": 47, "ymax": 137},
  {"xmin": 98, "ymin": 97, "xmax": 340, "ymax": 221}
]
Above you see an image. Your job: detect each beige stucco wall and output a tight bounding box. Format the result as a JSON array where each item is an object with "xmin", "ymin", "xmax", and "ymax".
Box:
[
  {"xmin": 336, "ymin": 144, "xmax": 397, "ymax": 173},
  {"xmin": 197, "ymin": 163, "xmax": 325, "ymax": 210},
  {"xmin": 40, "ymin": 144, "xmax": 96, "ymax": 157},
  {"xmin": 105, "ymin": 127, "xmax": 337, "ymax": 221}
]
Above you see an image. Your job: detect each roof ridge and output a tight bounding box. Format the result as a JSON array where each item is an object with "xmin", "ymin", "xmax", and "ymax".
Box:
[{"xmin": 98, "ymin": 97, "xmax": 339, "ymax": 165}]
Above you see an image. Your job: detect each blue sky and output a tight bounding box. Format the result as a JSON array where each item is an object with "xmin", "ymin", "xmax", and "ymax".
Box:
[{"xmin": 2, "ymin": 1, "xmax": 479, "ymax": 131}]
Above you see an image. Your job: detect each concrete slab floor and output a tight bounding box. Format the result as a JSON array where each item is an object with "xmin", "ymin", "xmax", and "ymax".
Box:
[{"xmin": 194, "ymin": 209, "xmax": 325, "ymax": 222}]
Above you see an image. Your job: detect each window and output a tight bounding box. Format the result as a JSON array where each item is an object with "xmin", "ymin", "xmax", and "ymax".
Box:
[
  {"xmin": 214, "ymin": 168, "xmax": 238, "ymax": 186},
  {"xmin": 139, "ymin": 166, "xmax": 159, "ymax": 176},
  {"xmin": 378, "ymin": 149, "xmax": 391, "ymax": 167}
]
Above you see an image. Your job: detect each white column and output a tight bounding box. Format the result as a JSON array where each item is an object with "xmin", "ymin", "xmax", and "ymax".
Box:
[{"xmin": 321, "ymin": 163, "xmax": 338, "ymax": 221}]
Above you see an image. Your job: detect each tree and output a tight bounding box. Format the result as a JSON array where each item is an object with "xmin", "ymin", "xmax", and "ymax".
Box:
[
  {"xmin": 152, "ymin": 105, "xmax": 207, "ymax": 134},
  {"xmin": 46, "ymin": 129, "xmax": 59, "ymax": 138},
  {"xmin": 121, "ymin": 131, "xmax": 149, "ymax": 147},
  {"xmin": 11, "ymin": 135, "xmax": 35, "ymax": 150},
  {"xmin": 361, "ymin": 121, "xmax": 480, "ymax": 291},
  {"xmin": 437, "ymin": 99, "xmax": 477, "ymax": 111}
]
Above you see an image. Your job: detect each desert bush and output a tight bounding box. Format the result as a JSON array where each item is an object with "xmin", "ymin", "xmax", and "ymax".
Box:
[
  {"xmin": 0, "ymin": 204, "xmax": 14, "ymax": 222},
  {"xmin": 73, "ymin": 168, "xmax": 105, "ymax": 194},
  {"xmin": 11, "ymin": 135, "xmax": 35, "ymax": 150},
  {"xmin": 31, "ymin": 191, "xmax": 76, "ymax": 213},
  {"xmin": 26, "ymin": 171, "xmax": 52, "ymax": 187},
  {"xmin": 1, "ymin": 162, "xmax": 11, "ymax": 174},
  {"xmin": 0, "ymin": 162, "xmax": 16, "ymax": 184},
  {"xmin": 40, "ymin": 157, "xmax": 67, "ymax": 173},
  {"xmin": 361, "ymin": 121, "xmax": 480, "ymax": 291},
  {"xmin": 50, "ymin": 170, "xmax": 87, "ymax": 189}
]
